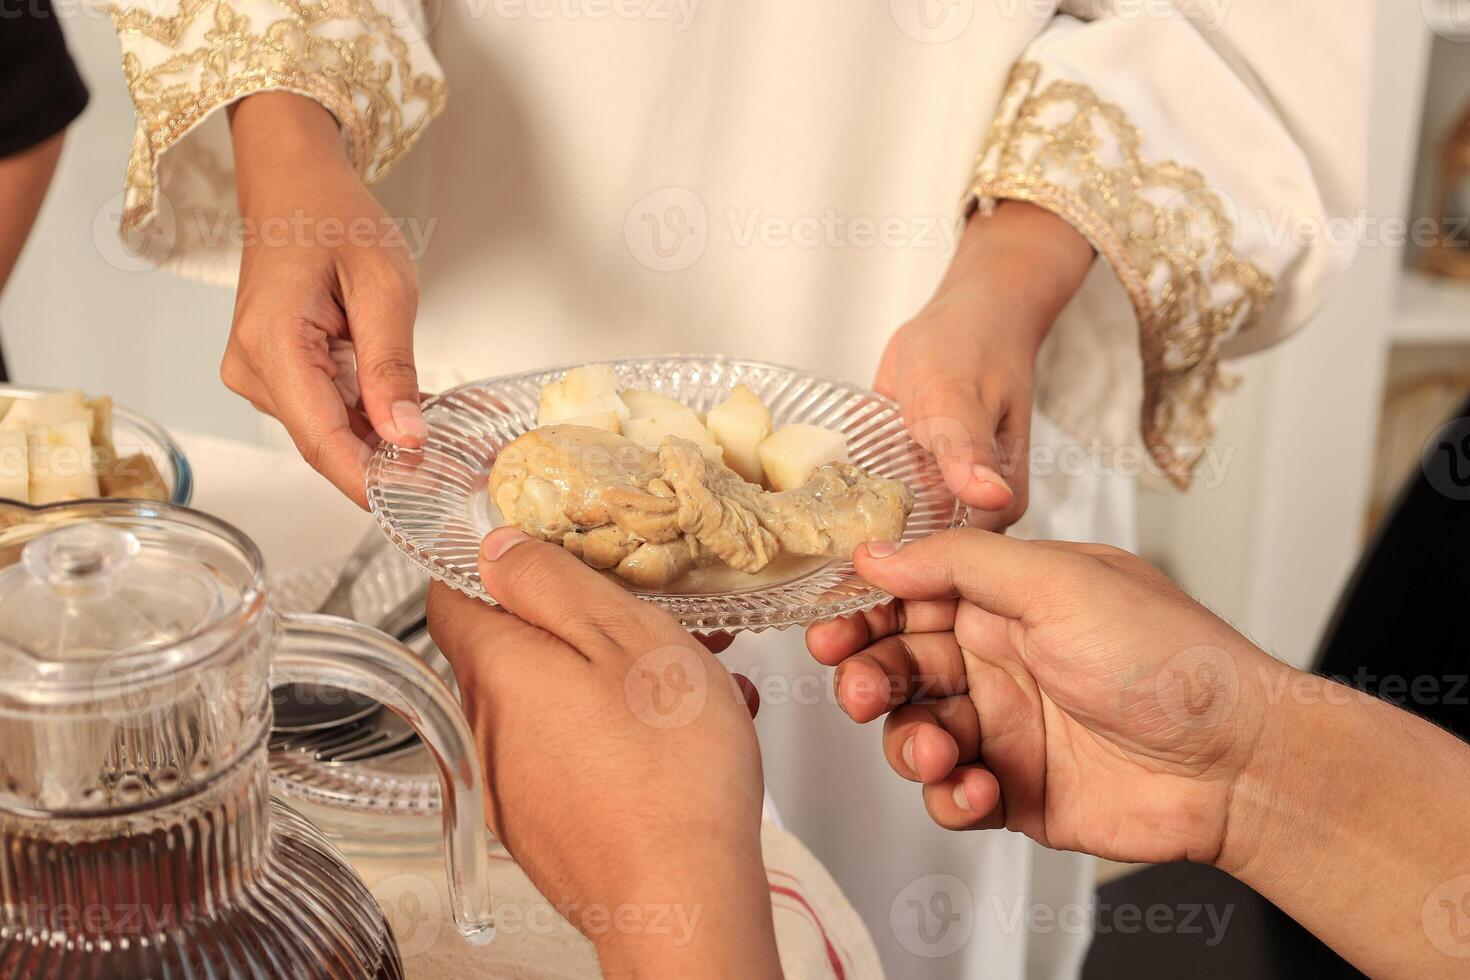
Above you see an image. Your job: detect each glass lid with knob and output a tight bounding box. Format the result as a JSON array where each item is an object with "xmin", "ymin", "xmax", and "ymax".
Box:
[{"xmin": 0, "ymin": 521, "xmax": 240, "ymax": 680}]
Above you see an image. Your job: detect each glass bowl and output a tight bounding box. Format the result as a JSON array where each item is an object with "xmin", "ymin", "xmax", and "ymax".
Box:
[
  {"xmin": 366, "ymin": 356, "xmax": 968, "ymax": 633},
  {"xmin": 0, "ymin": 384, "xmax": 192, "ymax": 505}
]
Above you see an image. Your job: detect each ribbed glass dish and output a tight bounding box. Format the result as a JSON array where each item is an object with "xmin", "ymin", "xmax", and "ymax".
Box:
[
  {"xmin": 366, "ymin": 356, "xmax": 968, "ymax": 633},
  {"xmin": 0, "ymin": 384, "xmax": 192, "ymax": 505}
]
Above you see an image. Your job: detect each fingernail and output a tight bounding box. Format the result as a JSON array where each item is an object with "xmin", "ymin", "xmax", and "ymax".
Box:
[
  {"xmin": 391, "ymin": 400, "xmax": 428, "ymax": 442},
  {"xmin": 866, "ymin": 540, "xmax": 902, "ymax": 559},
  {"xmin": 901, "ymin": 736, "xmax": 916, "ymax": 773},
  {"xmin": 953, "ymin": 781, "xmax": 972, "ymax": 811},
  {"xmin": 972, "ymin": 464, "xmax": 1013, "ymax": 499},
  {"xmin": 482, "ymin": 527, "xmax": 530, "ymax": 561}
]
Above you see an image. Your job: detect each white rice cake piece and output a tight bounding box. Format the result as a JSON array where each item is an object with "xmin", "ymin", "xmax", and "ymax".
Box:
[
  {"xmin": 759, "ymin": 423, "xmax": 850, "ymax": 491},
  {"xmin": 621, "ymin": 388, "xmax": 690, "ymax": 419},
  {"xmin": 0, "ymin": 430, "xmax": 28, "ymax": 502},
  {"xmin": 705, "ymin": 385, "xmax": 772, "ymax": 486},
  {"xmin": 0, "ymin": 390, "xmax": 89, "ymax": 433},
  {"xmin": 623, "ymin": 410, "xmax": 724, "ymax": 463},
  {"xmin": 28, "ymin": 419, "xmax": 100, "ymax": 503}
]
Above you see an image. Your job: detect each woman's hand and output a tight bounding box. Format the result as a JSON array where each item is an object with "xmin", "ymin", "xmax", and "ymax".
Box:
[
  {"xmin": 223, "ymin": 93, "xmax": 425, "ymax": 507},
  {"xmin": 878, "ymin": 201, "xmax": 1093, "ymax": 529},
  {"xmin": 427, "ymin": 527, "xmax": 781, "ymax": 978},
  {"xmin": 806, "ymin": 529, "xmax": 1279, "ymax": 867}
]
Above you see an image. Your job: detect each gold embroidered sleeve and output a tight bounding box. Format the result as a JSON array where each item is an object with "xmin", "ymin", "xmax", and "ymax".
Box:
[
  {"xmin": 972, "ymin": 61, "xmax": 1275, "ymax": 489},
  {"xmin": 110, "ymin": 0, "xmax": 445, "ymax": 269}
]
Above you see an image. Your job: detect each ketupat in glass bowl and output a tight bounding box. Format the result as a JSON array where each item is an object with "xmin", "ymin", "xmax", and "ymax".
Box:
[
  {"xmin": 0, "ymin": 384, "xmax": 192, "ymax": 505},
  {"xmin": 365, "ymin": 355, "xmax": 968, "ymax": 633}
]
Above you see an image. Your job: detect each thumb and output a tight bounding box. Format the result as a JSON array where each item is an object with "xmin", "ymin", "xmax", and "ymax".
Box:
[
  {"xmin": 347, "ymin": 274, "xmax": 426, "ymax": 448},
  {"xmin": 476, "ymin": 527, "xmax": 659, "ymax": 655},
  {"xmin": 904, "ymin": 384, "xmax": 1014, "ymax": 512},
  {"xmin": 852, "ymin": 529, "xmax": 1088, "ymax": 620}
]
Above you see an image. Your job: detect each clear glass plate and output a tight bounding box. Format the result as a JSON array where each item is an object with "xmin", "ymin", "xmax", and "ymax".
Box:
[{"xmin": 366, "ymin": 356, "xmax": 968, "ymax": 633}]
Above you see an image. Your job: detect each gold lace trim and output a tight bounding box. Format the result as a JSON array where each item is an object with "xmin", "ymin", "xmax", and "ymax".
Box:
[
  {"xmin": 112, "ymin": 0, "xmax": 446, "ymax": 235},
  {"xmin": 973, "ymin": 61, "xmax": 1275, "ymax": 488}
]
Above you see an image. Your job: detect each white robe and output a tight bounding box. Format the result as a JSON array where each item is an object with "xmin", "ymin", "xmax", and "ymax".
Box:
[{"xmin": 107, "ymin": 2, "xmax": 1370, "ymax": 974}]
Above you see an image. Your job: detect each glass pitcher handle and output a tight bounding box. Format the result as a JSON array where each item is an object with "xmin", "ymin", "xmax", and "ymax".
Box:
[{"xmin": 273, "ymin": 611, "xmax": 496, "ymax": 946}]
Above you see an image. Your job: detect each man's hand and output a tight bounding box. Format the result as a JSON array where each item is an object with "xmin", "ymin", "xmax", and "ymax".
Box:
[
  {"xmin": 806, "ymin": 529, "xmax": 1277, "ymax": 867},
  {"xmin": 878, "ymin": 201, "xmax": 1093, "ymax": 529},
  {"xmin": 224, "ymin": 93, "xmax": 424, "ymax": 507},
  {"xmin": 427, "ymin": 528, "xmax": 781, "ymax": 978},
  {"xmin": 810, "ymin": 529, "xmax": 1470, "ymax": 980}
]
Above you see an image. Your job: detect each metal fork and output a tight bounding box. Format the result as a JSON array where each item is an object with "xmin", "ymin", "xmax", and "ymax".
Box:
[
  {"xmin": 315, "ymin": 525, "xmax": 392, "ymax": 619},
  {"xmin": 269, "ymin": 583, "xmax": 438, "ymax": 764},
  {"xmin": 271, "ymin": 707, "xmax": 419, "ymax": 764},
  {"xmin": 271, "ymin": 526, "xmax": 391, "ymax": 733}
]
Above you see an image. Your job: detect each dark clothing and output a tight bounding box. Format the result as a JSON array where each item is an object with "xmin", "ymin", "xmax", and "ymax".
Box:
[
  {"xmin": 1315, "ymin": 393, "xmax": 1470, "ymax": 741},
  {"xmin": 1085, "ymin": 402, "xmax": 1470, "ymax": 980},
  {"xmin": 0, "ymin": 0, "xmax": 89, "ymax": 158}
]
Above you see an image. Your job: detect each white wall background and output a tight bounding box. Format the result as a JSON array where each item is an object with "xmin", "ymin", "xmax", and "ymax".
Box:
[
  {"xmin": 1138, "ymin": 5, "xmax": 1447, "ymax": 670},
  {"xmin": 0, "ymin": 12, "xmax": 256, "ymax": 441}
]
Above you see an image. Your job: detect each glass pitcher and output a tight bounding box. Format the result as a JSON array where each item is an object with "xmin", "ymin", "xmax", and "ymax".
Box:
[{"xmin": 0, "ymin": 501, "xmax": 494, "ymax": 978}]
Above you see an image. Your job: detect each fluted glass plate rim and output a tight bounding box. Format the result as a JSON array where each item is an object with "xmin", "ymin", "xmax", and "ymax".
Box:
[{"xmin": 366, "ymin": 355, "xmax": 969, "ymax": 634}]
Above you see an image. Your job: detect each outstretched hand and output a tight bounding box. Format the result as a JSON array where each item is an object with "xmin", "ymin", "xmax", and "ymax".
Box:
[
  {"xmin": 224, "ymin": 92, "xmax": 426, "ymax": 507},
  {"xmin": 877, "ymin": 201, "xmax": 1093, "ymax": 530},
  {"xmin": 807, "ymin": 529, "xmax": 1279, "ymax": 867},
  {"xmin": 427, "ymin": 527, "xmax": 780, "ymax": 977}
]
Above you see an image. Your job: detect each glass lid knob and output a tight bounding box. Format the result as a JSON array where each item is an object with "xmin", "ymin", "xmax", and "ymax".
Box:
[{"xmin": 22, "ymin": 524, "xmax": 141, "ymax": 598}]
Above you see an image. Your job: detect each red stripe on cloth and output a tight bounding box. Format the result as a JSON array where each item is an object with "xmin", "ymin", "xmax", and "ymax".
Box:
[{"xmin": 769, "ymin": 883, "xmax": 846, "ymax": 980}]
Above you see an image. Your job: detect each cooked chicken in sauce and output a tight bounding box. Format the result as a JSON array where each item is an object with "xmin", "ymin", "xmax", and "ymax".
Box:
[{"xmin": 488, "ymin": 425, "xmax": 915, "ymax": 588}]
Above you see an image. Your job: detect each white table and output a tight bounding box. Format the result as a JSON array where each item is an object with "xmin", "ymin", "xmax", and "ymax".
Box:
[{"xmin": 177, "ymin": 431, "xmax": 377, "ymax": 574}]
